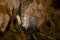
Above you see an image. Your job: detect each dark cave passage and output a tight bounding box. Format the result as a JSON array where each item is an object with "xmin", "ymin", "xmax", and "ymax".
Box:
[{"xmin": 51, "ymin": 0, "xmax": 60, "ymax": 9}]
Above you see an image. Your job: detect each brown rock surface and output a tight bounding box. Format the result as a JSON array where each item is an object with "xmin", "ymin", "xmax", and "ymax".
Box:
[{"xmin": 0, "ymin": 0, "xmax": 60, "ymax": 40}]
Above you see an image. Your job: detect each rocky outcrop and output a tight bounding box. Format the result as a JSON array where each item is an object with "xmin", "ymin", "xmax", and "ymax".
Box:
[{"xmin": 0, "ymin": 0, "xmax": 60, "ymax": 40}]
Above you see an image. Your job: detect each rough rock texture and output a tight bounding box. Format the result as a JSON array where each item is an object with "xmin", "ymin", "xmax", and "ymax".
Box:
[{"xmin": 0, "ymin": 0, "xmax": 60, "ymax": 40}]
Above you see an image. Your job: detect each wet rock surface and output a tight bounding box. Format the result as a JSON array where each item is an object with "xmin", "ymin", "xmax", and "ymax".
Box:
[{"xmin": 0, "ymin": 0, "xmax": 60, "ymax": 40}]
